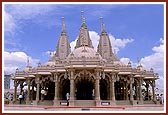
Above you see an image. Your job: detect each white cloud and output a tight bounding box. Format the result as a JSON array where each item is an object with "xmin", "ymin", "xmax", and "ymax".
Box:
[
  {"xmin": 70, "ymin": 39, "xmax": 78, "ymax": 51},
  {"xmin": 4, "ymin": 51, "xmax": 40, "ymax": 74},
  {"xmin": 140, "ymin": 39, "xmax": 164, "ymax": 74},
  {"xmin": 89, "ymin": 31, "xmax": 100, "ymax": 51},
  {"xmin": 4, "ymin": 4, "xmax": 57, "ymax": 36},
  {"xmin": 109, "ymin": 34, "xmax": 134, "ymax": 53},
  {"xmin": 155, "ymin": 76, "xmax": 164, "ymax": 90},
  {"xmin": 159, "ymin": 38, "xmax": 164, "ymax": 44},
  {"xmin": 45, "ymin": 50, "xmax": 56, "ymax": 57},
  {"xmin": 6, "ymin": 4, "xmax": 55, "ymax": 20},
  {"xmin": 4, "ymin": 11, "xmax": 15, "ymax": 34}
]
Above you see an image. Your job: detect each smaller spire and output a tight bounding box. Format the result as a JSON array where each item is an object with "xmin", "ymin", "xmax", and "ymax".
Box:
[
  {"xmin": 27, "ymin": 56, "xmax": 30, "ymax": 67},
  {"xmin": 61, "ymin": 17, "xmax": 66, "ymax": 33},
  {"xmin": 38, "ymin": 61, "xmax": 41, "ymax": 67},
  {"xmin": 100, "ymin": 17, "xmax": 106, "ymax": 33},
  {"xmin": 128, "ymin": 61, "xmax": 132, "ymax": 67},
  {"xmin": 16, "ymin": 68, "xmax": 19, "ymax": 72}
]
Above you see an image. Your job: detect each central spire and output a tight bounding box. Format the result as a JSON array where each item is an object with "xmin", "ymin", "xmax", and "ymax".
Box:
[{"xmin": 75, "ymin": 11, "xmax": 93, "ymax": 49}]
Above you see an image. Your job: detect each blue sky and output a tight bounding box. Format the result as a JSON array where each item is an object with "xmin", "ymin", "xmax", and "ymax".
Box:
[{"xmin": 3, "ymin": 3, "xmax": 165, "ymax": 90}]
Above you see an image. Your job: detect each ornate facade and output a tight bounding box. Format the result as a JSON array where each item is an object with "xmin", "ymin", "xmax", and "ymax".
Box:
[{"xmin": 12, "ymin": 14, "xmax": 159, "ymax": 106}]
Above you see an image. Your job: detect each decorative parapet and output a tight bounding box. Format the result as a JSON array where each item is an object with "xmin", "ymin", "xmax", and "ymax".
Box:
[{"xmin": 143, "ymin": 71, "xmax": 159, "ymax": 80}]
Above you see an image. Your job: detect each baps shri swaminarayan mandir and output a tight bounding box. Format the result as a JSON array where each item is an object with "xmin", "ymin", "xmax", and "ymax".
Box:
[{"xmin": 11, "ymin": 13, "xmax": 159, "ymax": 107}]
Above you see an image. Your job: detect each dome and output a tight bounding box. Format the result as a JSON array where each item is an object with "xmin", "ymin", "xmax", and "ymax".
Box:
[
  {"xmin": 45, "ymin": 60, "xmax": 55, "ymax": 66},
  {"xmin": 68, "ymin": 46, "xmax": 102, "ymax": 59},
  {"xmin": 24, "ymin": 66, "xmax": 32, "ymax": 72}
]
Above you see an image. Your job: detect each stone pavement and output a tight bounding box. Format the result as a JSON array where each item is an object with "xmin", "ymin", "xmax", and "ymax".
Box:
[{"xmin": 3, "ymin": 104, "xmax": 165, "ymax": 112}]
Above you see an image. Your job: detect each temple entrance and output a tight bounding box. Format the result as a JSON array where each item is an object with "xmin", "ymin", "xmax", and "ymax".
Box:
[
  {"xmin": 62, "ymin": 79, "xmax": 70, "ymax": 100},
  {"xmin": 60, "ymin": 78, "xmax": 70, "ymax": 100},
  {"xmin": 75, "ymin": 72, "xmax": 94, "ymax": 100},
  {"xmin": 100, "ymin": 78, "xmax": 108, "ymax": 100},
  {"xmin": 44, "ymin": 81, "xmax": 55, "ymax": 100},
  {"xmin": 76, "ymin": 79, "xmax": 94, "ymax": 100},
  {"xmin": 115, "ymin": 80, "xmax": 125, "ymax": 100}
]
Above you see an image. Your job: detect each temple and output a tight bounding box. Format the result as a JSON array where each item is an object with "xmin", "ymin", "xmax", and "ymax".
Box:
[{"xmin": 11, "ymin": 12, "xmax": 159, "ymax": 106}]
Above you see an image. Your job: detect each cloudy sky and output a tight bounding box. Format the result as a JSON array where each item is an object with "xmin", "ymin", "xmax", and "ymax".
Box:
[{"xmin": 3, "ymin": 3, "xmax": 165, "ymax": 90}]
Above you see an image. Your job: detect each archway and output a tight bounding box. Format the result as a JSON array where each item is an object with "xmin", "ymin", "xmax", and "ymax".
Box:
[
  {"xmin": 75, "ymin": 72, "xmax": 94, "ymax": 100},
  {"xmin": 60, "ymin": 78, "xmax": 70, "ymax": 100},
  {"xmin": 100, "ymin": 76, "xmax": 110, "ymax": 100},
  {"xmin": 115, "ymin": 80, "xmax": 125, "ymax": 100},
  {"xmin": 76, "ymin": 79, "xmax": 94, "ymax": 100},
  {"xmin": 44, "ymin": 81, "xmax": 55, "ymax": 100}
]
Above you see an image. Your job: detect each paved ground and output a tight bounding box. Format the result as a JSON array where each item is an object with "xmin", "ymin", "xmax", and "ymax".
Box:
[{"xmin": 3, "ymin": 104, "xmax": 165, "ymax": 112}]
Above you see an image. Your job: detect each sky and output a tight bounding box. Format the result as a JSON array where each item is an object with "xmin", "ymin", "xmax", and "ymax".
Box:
[{"xmin": 3, "ymin": 3, "xmax": 165, "ymax": 90}]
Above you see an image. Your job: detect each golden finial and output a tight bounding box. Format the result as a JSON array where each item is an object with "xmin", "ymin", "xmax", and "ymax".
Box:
[
  {"xmin": 61, "ymin": 17, "xmax": 66, "ymax": 32},
  {"xmin": 100, "ymin": 17, "xmax": 103, "ymax": 31},
  {"xmin": 100, "ymin": 17, "xmax": 106, "ymax": 32},
  {"xmin": 81, "ymin": 11, "xmax": 85, "ymax": 23}
]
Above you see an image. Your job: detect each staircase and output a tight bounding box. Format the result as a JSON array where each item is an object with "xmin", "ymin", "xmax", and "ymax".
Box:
[
  {"xmin": 116, "ymin": 100, "xmax": 132, "ymax": 105},
  {"xmin": 143, "ymin": 100, "xmax": 156, "ymax": 104},
  {"xmin": 75, "ymin": 100, "xmax": 96, "ymax": 106},
  {"xmin": 38, "ymin": 100, "xmax": 53, "ymax": 106}
]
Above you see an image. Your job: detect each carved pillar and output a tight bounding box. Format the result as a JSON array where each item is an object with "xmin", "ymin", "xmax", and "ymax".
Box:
[
  {"xmin": 130, "ymin": 77, "xmax": 134, "ymax": 103},
  {"xmin": 110, "ymin": 74, "xmax": 116, "ymax": 106},
  {"xmin": 152, "ymin": 80, "xmax": 156, "ymax": 101},
  {"xmin": 95, "ymin": 70, "xmax": 101, "ymax": 106},
  {"xmin": 69, "ymin": 69, "xmax": 75, "ymax": 106},
  {"xmin": 13, "ymin": 80, "xmax": 17, "ymax": 102},
  {"xmin": 126, "ymin": 84, "xmax": 128, "ymax": 100},
  {"xmin": 130, "ymin": 83, "xmax": 134, "ymax": 101},
  {"xmin": 95, "ymin": 78, "xmax": 100, "ymax": 100},
  {"xmin": 95, "ymin": 71, "xmax": 100, "ymax": 100},
  {"xmin": 26, "ymin": 78, "xmax": 31, "ymax": 104},
  {"xmin": 70, "ymin": 79, "xmax": 75, "ymax": 100},
  {"xmin": 138, "ymin": 78, "xmax": 143, "ymax": 104},
  {"xmin": 139, "ymin": 79, "xmax": 142, "ymax": 100},
  {"xmin": 111, "ymin": 74, "xmax": 116, "ymax": 101},
  {"xmin": 53, "ymin": 73, "xmax": 59, "ymax": 106},
  {"xmin": 54, "ymin": 74, "xmax": 58, "ymax": 100},
  {"xmin": 34, "ymin": 76, "xmax": 40, "ymax": 105},
  {"xmin": 31, "ymin": 81, "xmax": 34, "ymax": 102}
]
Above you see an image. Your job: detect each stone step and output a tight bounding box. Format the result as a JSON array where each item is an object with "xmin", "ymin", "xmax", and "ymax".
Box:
[
  {"xmin": 143, "ymin": 101, "xmax": 155, "ymax": 104},
  {"xmin": 38, "ymin": 100, "xmax": 53, "ymax": 106},
  {"xmin": 75, "ymin": 100, "xmax": 95, "ymax": 106},
  {"xmin": 116, "ymin": 100, "xmax": 131, "ymax": 105}
]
